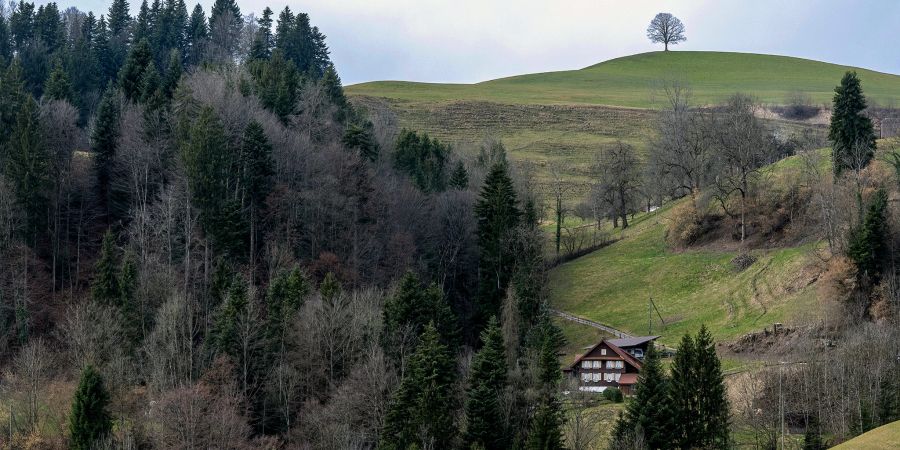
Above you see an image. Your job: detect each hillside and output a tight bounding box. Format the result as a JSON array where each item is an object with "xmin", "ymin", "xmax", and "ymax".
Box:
[
  {"xmin": 832, "ymin": 421, "xmax": 900, "ymax": 449},
  {"xmin": 348, "ymin": 51, "xmax": 900, "ymax": 108}
]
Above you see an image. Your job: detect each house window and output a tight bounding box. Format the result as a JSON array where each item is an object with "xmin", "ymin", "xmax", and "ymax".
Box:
[
  {"xmin": 581, "ymin": 372, "xmax": 591, "ymax": 382},
  {"xmin": 615, "ymin": 373, "xmax": 622, "ymax": 382},
  {"xmin": 600, "ymin": 349, "xmax": 607, "ymax": 355},
  {"xmin": 606, "ymin": 360, "xmax": 614, "ymax": 369},
  {"xmin": 592, "ymin": 361, "xmax": 601, "ymax": 369},
  {"xmin": 592, "ymin": 372, "xmax": 601, "ymax": 382},
  {"xmin": 604, "ymin": 372, "xmax": 615, "ymax": 382},
  {"xmin": 582, "ymin": 361, "xmax": 591, "ymax": 369},
  {"xmin": 616, "ymin": 361, "xmax": 624, "ymax": 369}
]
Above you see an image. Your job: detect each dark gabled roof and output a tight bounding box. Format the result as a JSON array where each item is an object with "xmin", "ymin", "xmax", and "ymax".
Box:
[
  {"xmin": 568, "ymin": 340, "xmax": 643, "ymax": 371},
  {"xmin": 607, "ymin": 335, "xmax": 660, "ymax": 348}
]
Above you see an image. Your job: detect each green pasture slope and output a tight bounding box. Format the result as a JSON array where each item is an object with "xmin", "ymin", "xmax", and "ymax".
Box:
[
  {"xmin": 832, "ymin": 421, "xmax": 900, "ymax": 449},
  {"xmin": 348, "ymin": 51, "xmax": 900, "ymax": 108}
]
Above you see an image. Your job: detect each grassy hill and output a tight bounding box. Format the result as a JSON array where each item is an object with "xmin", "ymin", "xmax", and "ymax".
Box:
[
  {"xmin": 348, "ymin": 51, "xmax": 900, "ymax": 108},
  {"xmin": 832, "ymin": 421, "xmax": 900, "ymax": 449}
]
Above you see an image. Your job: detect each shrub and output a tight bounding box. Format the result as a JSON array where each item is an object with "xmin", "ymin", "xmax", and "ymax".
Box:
[
  {"xmin": 604, "ymin": 387, "xmax": 624, "ymax": 403},
  {"xmin": 665, "ymin": 202, "xmax": 704, "ymax": 247}
]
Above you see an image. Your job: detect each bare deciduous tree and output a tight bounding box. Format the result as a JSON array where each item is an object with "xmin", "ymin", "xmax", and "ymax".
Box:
[
  {"xmin": 592, "ymin": 141, "xmax": 641, "ymax": 229},
  {"xmin": 647, "ymin": 13, "xmax": 686, "ymax": 51}
]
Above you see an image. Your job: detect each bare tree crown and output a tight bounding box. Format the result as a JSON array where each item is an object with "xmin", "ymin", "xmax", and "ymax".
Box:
[{"xmin": 647, "ymin": 13, "xmax": 686, "ymax": 51}]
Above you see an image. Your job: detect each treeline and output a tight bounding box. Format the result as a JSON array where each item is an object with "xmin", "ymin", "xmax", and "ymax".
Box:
[{"xmin": 0, "ymin": 1, "xmax": 569, "ymax": 448}]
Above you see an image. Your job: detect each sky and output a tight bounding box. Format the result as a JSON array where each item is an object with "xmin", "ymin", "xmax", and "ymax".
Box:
[{"xmin": 70, "ymin": 0, "xmax": 900, "ymax": 85}]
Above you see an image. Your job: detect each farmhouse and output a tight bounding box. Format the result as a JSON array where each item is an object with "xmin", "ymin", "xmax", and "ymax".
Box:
[{"xmin": 565, "ymin": 336, "xmax": 659, "ymax": 395}]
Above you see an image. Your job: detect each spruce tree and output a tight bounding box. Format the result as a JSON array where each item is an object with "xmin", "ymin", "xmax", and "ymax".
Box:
[
  {"xmin": 185, "ymin": 4, "xmax": 208, "ymax": 66},
  {"xmin": 694, "ymin": 325, "xmax": 730, "ymax": 448},
  {"xmin": 248, "ymin": 7, "xmax": 274, "ymax": 61},
  {"xmin": 92, "ymin": 87, "xmax": 120, "ymax": 219},
  {"xmin": 474, "ymin": 160, "xmax": 520, "ymax": 332},
  {"xmin": 379, "ymin": 323, "xmax": 458, "ymax": 449},
  {"xmin": 119, "ymin": 250, "xmax": 139, "ymax": 339},
  {"xmin": 44, "ymin": 59, "xmax": 73, "ymax": 102},
  {"xmin": 669, "ymin": 332, "xmax": 699, "ymax": 449},
  {"xmin": 381, "ymin": 272, "xmax": 458, "ymax": 362},
  {"xmin": 342, "ymin": 122, "xmax": 379, "ymax": 162},
  {"xmin": 106, "ymin": 0, "xmax": 132, "ymax": 36},
  {"xmin": 209, "ymin": 0, "xmax": 242, "ymax": 62},
  {"xmin": 848, "ymin": 188, "xmax": 889, "ymax": 281},
  {"xmin": 4, "ymin": 95, "xmax": 49, "ymax": 244},
  {"xmin": 526, "ymin": 394, "xmax": 565, "ymax": 450},
  {"xmin": 464, "ymin": 316, "xmax": 508, "ymax": 449},
  {"xmin": 803, "ymin": 415, "xmax": 826, "ymax": 450},
  {"xmin": 613, "ymin": 345, "xmax": 673, "ymax": 450},
  {"xmin": 830, "ymin": 71, "xmax": 876, "ymax": 175},
  {"xmin": 0, "ymin": 15, "xmax": 10, "ymax": 64},
  {"xmin": 265, "ymin": 266, "xmax": 310, "ymax": 350},
  {"xmin": 321, "ymin": 64, "xmax": 349, "ymax": 121},
  {"xmin": 69, "ymin": 365, "xmax": 112, "ymax": 450},
  {"xmin": 119, "ymin": 38, "xmax": 154, "ymax": 101},
  {"xmin": 393, "ymin": 130, "xmax": 451, "ymax": 193},
  {"xmin": 91, "ymin": 230, "xmax": 120, "ymax": 305},
  {"xmin": 240, "ymin": 121, "xmax": 274, "ymax": 263},
  {"xmin": 448, "ymin": 160, "xmax": 469, "ymax": 190},
  {"xmin": 133, "ymin": 0, "xmax": 151, "ymax": 44},
  {"xmin": 162, "ymin": 48, "xmax": 182, "ymax": 97},
  {"xmin": 211, "ymin": 274, "xmax": 248, "ymax": 357}
]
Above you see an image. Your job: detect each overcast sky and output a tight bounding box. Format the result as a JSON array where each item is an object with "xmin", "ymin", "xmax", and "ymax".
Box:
[{"xmin": 72, "ymin": 0, "xmax": 900, "ymax": 85}]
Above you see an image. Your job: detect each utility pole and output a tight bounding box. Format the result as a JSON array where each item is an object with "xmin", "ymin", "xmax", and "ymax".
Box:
[{"xmin": 648, "ymin": 297, "xmax": 653, "ymax": 334}]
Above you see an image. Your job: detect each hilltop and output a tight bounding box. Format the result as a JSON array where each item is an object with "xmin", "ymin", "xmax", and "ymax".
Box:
[{"xmin": 348, "ymin": 51, "xmax": 900, "ymax": 108}]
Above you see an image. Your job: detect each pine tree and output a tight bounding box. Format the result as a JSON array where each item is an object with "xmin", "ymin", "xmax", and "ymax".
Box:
[
  {"xmin": 830, "ymin": 71, "xmax": 876, "ymax": 175},
  {"xmin": 133, "ymin": 0, "xmax": 151, "ymax": 44},
  {"xmin": 448, "ymin": 160, "xmax": 469, "ymax": 190},
  {"xmin": 43, "ymin": 59, "xmax": 73, "ymax": 102},
  {"xmin": 119, "ymin": 38, "xmax": 154, "ymax": 101},
  {"xmin": 474, "ymin": 160, "xmax": 520, "ymax": 332},
  {"xmin": 69, "ymin": 365, "xmax": 112, "ymax": 450},
  {"xmin": 91, "ymin": 230, "xmax": 120, "ymax": 305},
  {"xmin": 526, "ymin": 394, "xmax": 565, "ymax": 450},
  {"xmin": 669, "ymin": 332, "xmax": 699, "ymax": 449},
  {"xmin": 693, "ymin": 325, "xmax": 730, "ymax": 448},
  {"xmin": 613, "ymin": 345, "xmax": 673, "ymax": 450},
  {"xmin": 464, "ymin": 316, "xmax": 508, "ymax": 449},
  {"xmin": 240, "ymin": 121, "xmax": 274, "ymax": 263},
  {"xmin": 379, "ymin": 323, "xmax": 458, "ymax": 449},
  {"xmin": 92, "ymin": 87, "xmax": 120, "ymax": 219},
  {"xmin": 848, "ymin": 188, "xmax": 889, "ymax": 281}
]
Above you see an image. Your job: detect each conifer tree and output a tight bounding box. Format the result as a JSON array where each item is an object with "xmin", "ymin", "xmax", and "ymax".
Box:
[
  {"xmin": 526, "ymin": 394, "xmax": 565, "ymax": 450},
  {"xmin": 693, "ymin": 325, "xmax": 730, "ymax": 448},
  {"xmin": 613, "ymin": 345, "xmax": 673, "ymax": 450},
  {"xmin": 342, "ymin": 122, "xmax": 379, "ymax": 162},
  {"xmin": 803, "ymin": 415, "xmax": 826, "ymax": 450},
  {"xmin": 69, "ymin": 365, "xmax": 112, "ymax": 450},
  {"xmin": 0, "ymin": 15, "xmax": 10, "ymax": 64},
  {"xmin": 848, "ymin": 188, "xmax": 889, "ymax": 281},
  {"xmin": 119, "ymin": 251, "xmax": 139, "ymax": 337},
  {"xmin": 119, "ymin": 38, "xmax": 154, "ymax": 101},
  {"xmin": 43, "ymin": 59, "xmax": 73, "ymax": 102},
  {"xmin": 381, "ymin": 272, "xmax": 458, "ymax": 361},
  {"xmin": 92, "ymin": 87, "xmax": 120, "ymax": 219},
  {"xmin": 448, "ymin": 160, "xmax": 469, "ymax": 190},
  {"xmin": 464, "ymin": 316, "xmax": 508, "ymax": 449},
  {"xmin": 106, "ymin": 0, "xmax": 132, "ymax": 36},
  {"xmin": 240, "ymin": 121, "xmax": 274, "ymax": 263},
  {"xmin": 830, "ymin": 71, "xmax": 876, "ymax": 175},
  {"xmin": 393, "ymin": 130, "xmax": 450, "ymax": 193},
  {"xmin": 209, "ymin": 0, "xmax": 242, "ymax": 62},
  {"xmin": 379, "ymin": 323, "xmax": 458, "ymax": 449},
  {"xmin": 249, "ymin": 7, "xmax": 274, "ymax": 61},
  {"xmin": 211, "ymin": 274, "xmax": 248, "ymax": 357},
  {"xmin": 162, "ymin": 48, "xmax": 182, "ymax": 97},
  {"xmin": 474, "ymin": 160, "xmax": 520, "ymax": 332},
  {"xmin": 91, "ymin": 230, "xmax": 120, "ymax": 305},
  {"xmin": 185, "ymin": 4, "xmax": 208, "ymax": 65},
  {"xmin": 4, "ymin": 95, "xmax": 49, "ymax": 244},
  {"xmin": 321, "ymin": 64, "xmax": 349, "ymax": 121},
  {"xmin": 669, "ymin": 332, "xmax": 698, "ymax": 448},
  {"xmin": 265, "ymin": 266, "xmax": 310, "ymax": 350},
  {"xmin": 133, "ymin": 0, "xmax": 151, "ymax": 44}
]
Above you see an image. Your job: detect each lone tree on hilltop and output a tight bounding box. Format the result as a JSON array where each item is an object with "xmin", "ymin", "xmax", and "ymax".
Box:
[{"xmin": 647, "ymin": 13, "xmax": 686, "ymax": 51}]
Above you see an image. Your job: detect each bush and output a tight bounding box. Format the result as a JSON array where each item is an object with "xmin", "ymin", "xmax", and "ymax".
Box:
[
  {"xmin": 603, "ymin": 387, "xmax": 624, "ymax": 403},
  {"xmin": 774, "ymin": 92, "xmax": 820, "ymax": 120},
  {"xmin": 665, "ymin": 202, "xmax": 704, "ymax": 247}
]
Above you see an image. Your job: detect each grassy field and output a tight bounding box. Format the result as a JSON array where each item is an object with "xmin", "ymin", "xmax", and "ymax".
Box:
[
  {"xmin": 547, "ymin": 198, "xmax": 822, "ymax": 348},
  {"xmin": 348, "ymin": 51, "xmax": 900, "ymax": 108},
  {"xmin": 832, "ymin": 421, "xmax": 900, "ymax": 449}
]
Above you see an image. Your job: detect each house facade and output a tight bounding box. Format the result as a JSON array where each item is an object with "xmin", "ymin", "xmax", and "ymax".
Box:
[{"xmin": 564, "ymin": 336, "xmax": 658, "ymax": 395}]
